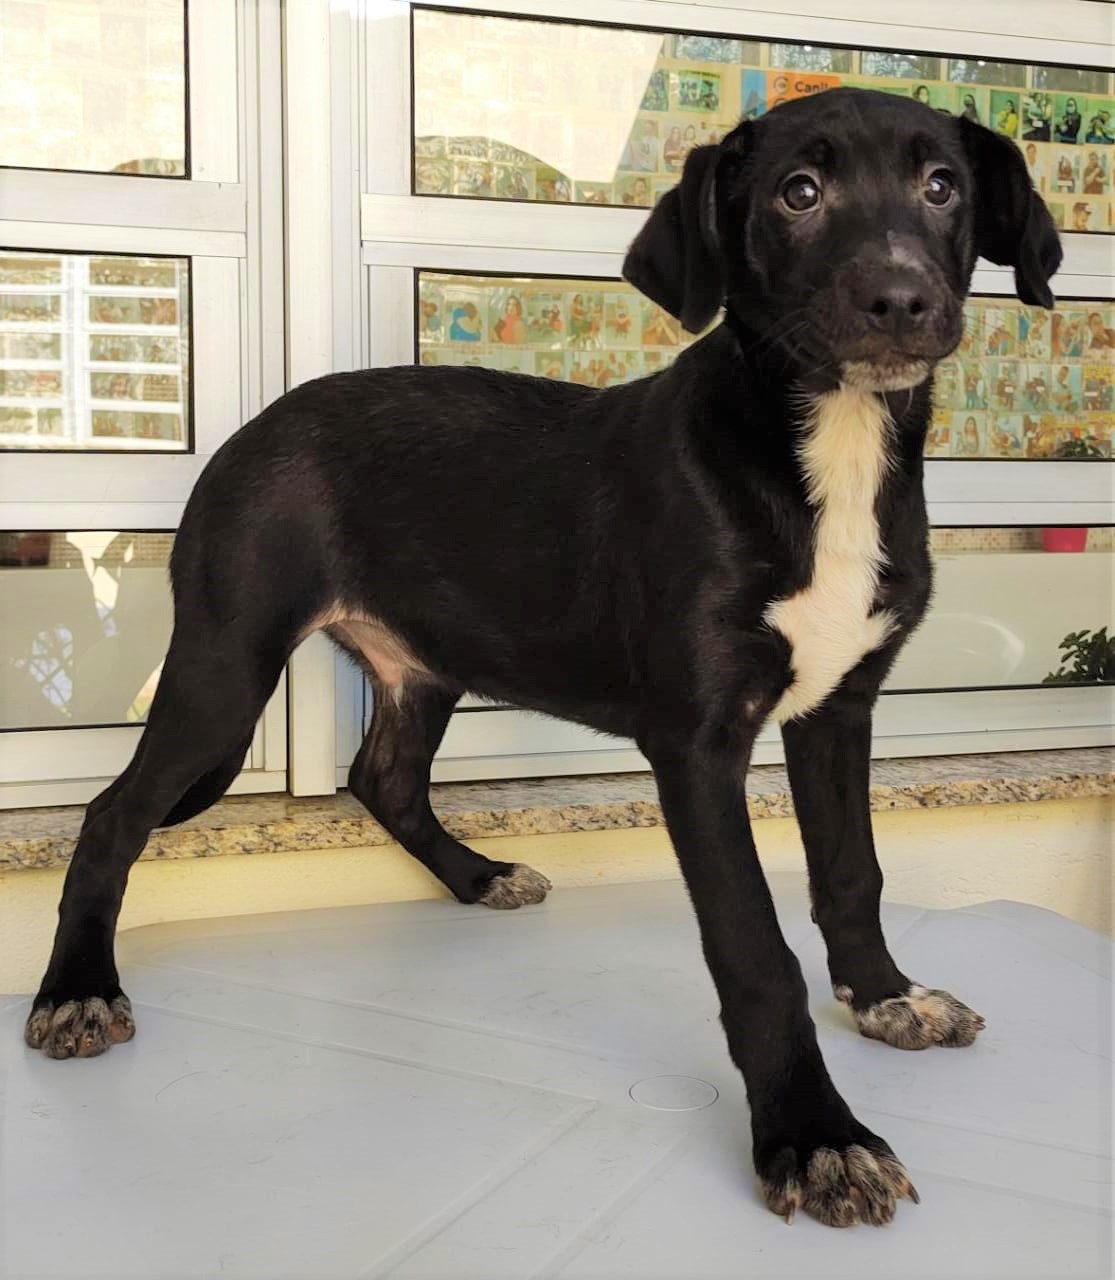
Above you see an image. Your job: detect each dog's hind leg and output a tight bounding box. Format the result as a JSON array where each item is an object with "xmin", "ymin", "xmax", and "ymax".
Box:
[
  {"xmin": 348, "ymin": 678, "xmax": 551, "ymax": 909},
  {"xmin": 24, "ymin": 626, "xmax": 288, "ymax": 1059},
  {"xmin": 158, "ymin": 733, "xmax": 255, "ymax": 827},
  {"xmin": 77, "ymin": 732, "xmax": 253, "ymax": 836}
]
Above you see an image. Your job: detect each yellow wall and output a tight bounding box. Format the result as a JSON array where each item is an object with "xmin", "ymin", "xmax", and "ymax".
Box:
[{"xmin": 2, "ymin": 797, "xmax": 1110, "ymax": 994}]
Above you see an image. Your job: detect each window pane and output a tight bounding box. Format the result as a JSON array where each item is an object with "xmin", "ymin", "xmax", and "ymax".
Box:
[
  {"xmin": 947, "ymin": 59, "xmax": 1028, "ymax": 88},
  {"xmin": 413, "ymin": 11, "xmax": 707, "ymax": 209},
  {"xmin": 0, "ymin": 531, "xmax": 172, "ymax": 728},
  {"xmin": 418, "ymin": 272, "xmax": 698, "ymax": 382},
  {"xmin": 412, "ymin": 9, "xmax": 1112, "ymax": 235},
  {"xmin": 885, "ymin": 528, "xmax": 1113, "ymax": 691},
  {"xmin": 0, "ymin": 0, "xmax": 186, "ymax": 175},
  {"xmin": 413, "ymin": 283, "xmax": 1114, "ymax": 694},
  {"xmin": 419, "ymin": 274, "xmax": 1113, "ymax": 461},
  {"xmin": 1032, "ymin": 66, "xmax": 1113, "ymax": 96},
  {"xmin": 768, "ymin": 44, "xmax": 853, "ymax": 74},
  {"xmin": 0, "ymin": 251, "xmax": 191, "ymax": 451},
  {"xmin": 670, "ymin": 34, "xmax": 761, "ymax": 66},
  {"xmin": 929, "ymin": 297, "xmax": 1113, "ymax": 460},
  {"xmin": 857, "ymin": 52, "xmax": 943, "ymax": 81}
]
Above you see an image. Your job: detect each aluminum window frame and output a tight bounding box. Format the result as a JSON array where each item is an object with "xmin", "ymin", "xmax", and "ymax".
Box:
[{"xmin": 0, "ymin": 0, "xmax": 289, "ymax": 807}]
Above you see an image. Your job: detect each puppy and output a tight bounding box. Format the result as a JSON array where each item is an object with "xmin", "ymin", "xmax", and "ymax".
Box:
[{"xmin": 26, "ymin": 89, "xmax": 1060, "ymax": 1227}]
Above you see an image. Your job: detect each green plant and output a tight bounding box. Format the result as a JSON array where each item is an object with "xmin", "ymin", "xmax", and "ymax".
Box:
[
  {"xmin": 1054, "ymin": 436, "xmax": 1106, "ymax": 460},
  {"xmin": 1042, "ymin": 627, "xmax": 1115, "ymax": 684}
]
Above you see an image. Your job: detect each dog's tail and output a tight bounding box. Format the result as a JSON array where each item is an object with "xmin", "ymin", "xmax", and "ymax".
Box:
[{"xmin": 157, "ymin": 734, "xmax": 253, "ymax": 827}]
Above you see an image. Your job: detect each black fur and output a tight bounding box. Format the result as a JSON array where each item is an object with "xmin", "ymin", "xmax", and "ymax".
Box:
[{"xmin": 27, "ymin": 90, "xmax": 1060, "ymax": 1224}]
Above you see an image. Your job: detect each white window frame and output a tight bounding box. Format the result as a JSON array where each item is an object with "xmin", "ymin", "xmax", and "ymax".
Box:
[{"xmin": 0, "ymin": 0, "xmax": 289, "ymax": 807}]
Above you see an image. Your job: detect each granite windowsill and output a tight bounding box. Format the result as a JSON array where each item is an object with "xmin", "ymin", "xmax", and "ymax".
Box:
[{"xmin": 0, "ymin": 747, "xmax": 1110, "ymax": 873}]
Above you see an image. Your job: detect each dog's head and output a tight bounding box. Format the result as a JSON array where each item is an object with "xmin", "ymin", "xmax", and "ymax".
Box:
[{"xmin": 623, "ymin": 88, "xmax": 1062, "ymax": 392}]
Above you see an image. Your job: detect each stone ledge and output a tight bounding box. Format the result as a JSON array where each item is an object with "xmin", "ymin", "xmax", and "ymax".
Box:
[{"xmin": 1, "ymin": 747, "xmax": 1110, "ymax": 872}]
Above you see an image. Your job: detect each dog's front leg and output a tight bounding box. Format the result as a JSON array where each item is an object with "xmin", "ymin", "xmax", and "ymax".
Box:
[
  {"xmin": 644, "ymin": 727, "xmax": 918, "ymax": 1226},
  {"xmin": 782, "ymin": 687, "xmax": 985, "ymax": 1050}
]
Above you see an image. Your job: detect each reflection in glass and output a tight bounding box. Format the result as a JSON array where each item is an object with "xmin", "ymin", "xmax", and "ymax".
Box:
[
  {"xmin": 671, "ymin": 34, "xmax": 760, "ymax": 65},
  {"xmin": 413, "ymin": 9, "xmax": 1114, "ymax": 235},
  {"xmin": 928, "ymin": 298, "xmax": 1113, "ymax": 460},
  {"xmin": 0, "ymin": 0, "xmax": 186, "ymax": 175},
  {"xmin": 415, "ymin": 11, "xmax": 673, "ymax": 208},
  {"xmin": 887, "ymin": 528, "xmax": 1113, "ymax": 690},
  {"xmin": 419, "ymin": 273, "xmax": 1113, "ymax": 461},
  {"xmin": 859, "ymin": 52, "xmax": 943, "ymax": 81},
  {"xmin": 948, "ymin": 59, "xmax": 1029, "ymax": 88},
  {"xmin": 419, "ymin": 272, "xmax": 694, "ymax": 386},
  {"xmin": 1032, "ymin": 66, "xmax": 1112, "ymax": 96},
  {"xmin": 0, "ymin": 531, "xmax": 173, "ymax": 728},
  {"xmin": 0, "ymin": 252, "xmax": 190, "ymax": 451},
  {"xmin": 768, "ymin": 44, "xmax": 852, "ymax": 74}
]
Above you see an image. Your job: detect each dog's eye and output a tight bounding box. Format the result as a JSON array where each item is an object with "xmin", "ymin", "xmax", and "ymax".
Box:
[
  {"xmin": 780, "ymin": 174, "xmax": 822, "ymax": 213},
  {"xmin": 924, "ymin": 169, "xmax": 956, "ymax": 207}
]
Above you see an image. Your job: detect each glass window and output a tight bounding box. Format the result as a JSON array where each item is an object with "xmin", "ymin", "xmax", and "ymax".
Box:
[
  {"xmin": 0, "ymin": 0, "xmax": 187, "ymax": 176},
  {"xmin": 887, "ymin": 527, "xmax": 1113, "ymax": 690},
  {"xmin": 0, "ymin": 530, "xmax": 172, "ymax": 729},
  {"xmin": 411, "ymin": 282, "xmax": 1115, "ymax": 694},
  {"xmin": 418, "ymin": 274, "xmax": 1113, "ymax": 460},
  {"xmin": 418, "ymin": 272, "xmax": 696, "ymax": 383},
  {"xmin": 929, "ymin": 297, "xmax": 1113, "ymax": 459},
  {"xmin": 670, "ymin": 34, "xmax": 761, "ymax": 66},
  {"xmin": 1032, "ymin": 66, "xmax": 1113, "ymax": 97},
  {"xmin": 412, "ymin": 9, "xmax": 1112, "ymax": 235},
  {"xmin": 413, "ymin": 11, "xmax": 698, "ymax": 208},
  {"xmin": 852, "ymin": 51, "xmax": 943, "ymax": 81},
  {"xmin": 768, "ymin": 44, "xmax": 853, "ymax": 74},
  {"xmin": 0, "ymin": 251, "xmax": 191, "ymax": 451},
  {"xmin": 947, "ymin": 59, "xmax": 1029, "ymax": 88}
]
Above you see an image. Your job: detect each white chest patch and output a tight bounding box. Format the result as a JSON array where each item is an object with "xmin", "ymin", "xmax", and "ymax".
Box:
[{"xmin": 766, "ymin": 386, "xmax": 899, "ymax": 723}]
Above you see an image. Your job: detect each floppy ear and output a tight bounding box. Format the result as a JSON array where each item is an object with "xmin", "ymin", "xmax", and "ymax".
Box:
[
  {"xmin": 957, "ymin": 116, "xmax": 1062, "ymax": 309},
  {"xmin": 622, "ymin": 144, "xmax": 725, "ymax": 333}
]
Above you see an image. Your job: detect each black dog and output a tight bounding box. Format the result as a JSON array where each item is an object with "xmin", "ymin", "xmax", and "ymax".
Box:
[{"xmin": 26, "ymin": 89, "xmax": 1060, "ymax": 1227}]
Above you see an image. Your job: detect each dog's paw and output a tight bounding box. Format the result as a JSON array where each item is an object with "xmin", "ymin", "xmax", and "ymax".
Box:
[
  {"xmin": 24, "ymin": 994, "xmax": 135, "ymax": 1060},
  {"xmin": 758, "ymin": 1135, "xmax": 918, "ymax": 1227},
  {"xmin": 835, "ymin": 983, "xmax": 985, "ymax": 1049},
  {"xmin": 478, "ymin": 863, "xmax": 551, "ymax": 910}
]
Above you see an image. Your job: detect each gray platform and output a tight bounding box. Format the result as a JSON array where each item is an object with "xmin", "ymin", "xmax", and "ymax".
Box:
[{"xmin": 3, "ymin": 877, "xmax": 1112, "ymax": 1279}]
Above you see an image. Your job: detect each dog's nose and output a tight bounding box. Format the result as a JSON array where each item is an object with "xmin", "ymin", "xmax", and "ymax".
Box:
[{"xmin": 862, "ymin": 279, "xmax": 932, "ymax": 335}]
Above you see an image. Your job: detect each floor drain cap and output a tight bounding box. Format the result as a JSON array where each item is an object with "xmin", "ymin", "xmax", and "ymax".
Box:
[{"xmin": 628, "ymin": 1075, "xmax": 719, "ymax": 1111}]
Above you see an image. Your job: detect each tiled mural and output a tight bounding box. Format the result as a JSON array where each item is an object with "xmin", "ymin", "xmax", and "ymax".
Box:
[
  {"xmin": 0, "ymin": 252, "xmax": 190, "ymax": 451},
  {"xmin": 418, "ymin": 273, "xmax": 1114, "ymax": 460},
  {"xmin": 414, "ymin": 8, "xmax": 1114, "ymax": 236}
]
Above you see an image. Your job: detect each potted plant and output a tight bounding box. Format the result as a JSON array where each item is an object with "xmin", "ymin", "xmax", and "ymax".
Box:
[
  {"xmin": 1054, "ymin": 436, "xmax": 1107, "ymax": 459},
  {"xmin": 1042, "ymin": 628, "xmax": 1115, "ymax": 684},
  {"xmin": 1042, "ymin": 436, "xmax": 1105, "ymax": 551}
]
